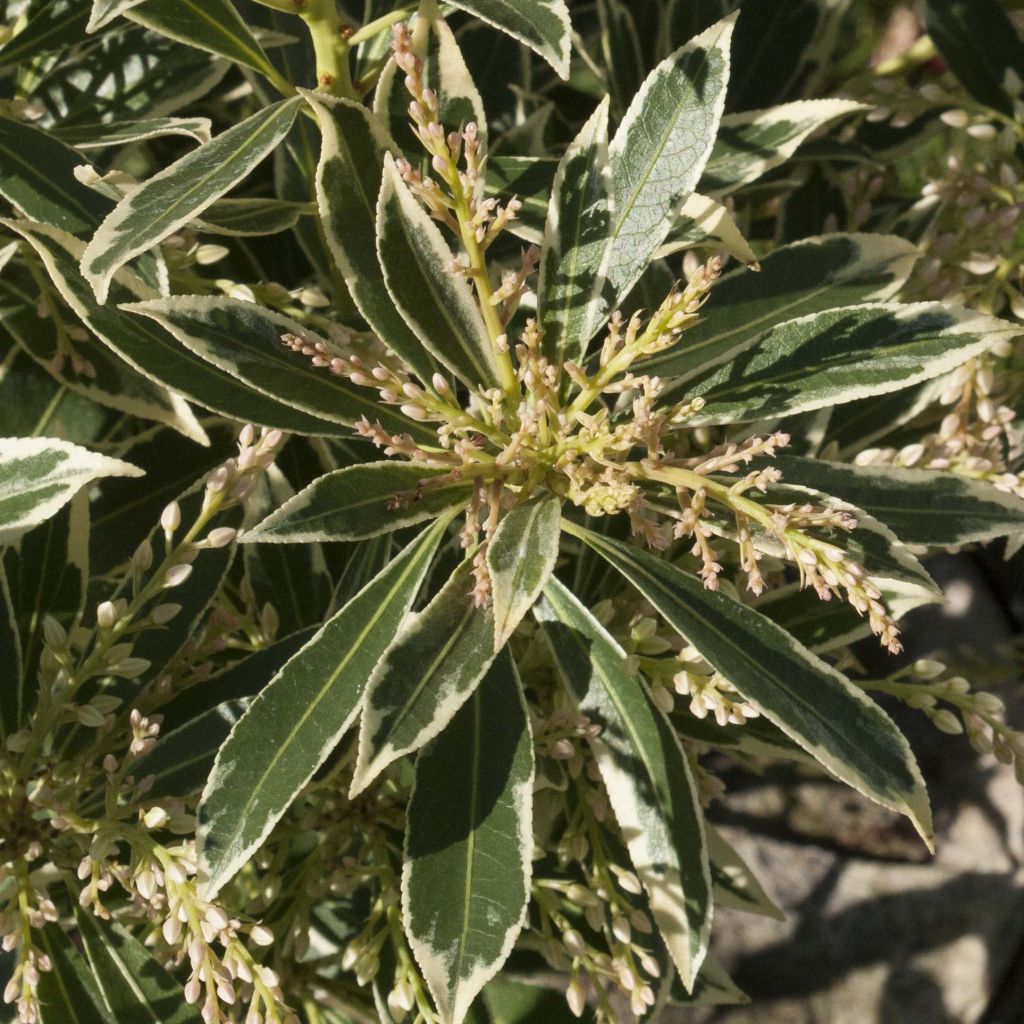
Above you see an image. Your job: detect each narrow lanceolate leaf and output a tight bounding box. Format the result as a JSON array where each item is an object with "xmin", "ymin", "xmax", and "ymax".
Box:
[
  {"xmin": 488, "ymin": 496, "xmax": 561, "ymax": 648},
  {"xmin": 0, "ymin": 564, "xmax": 23, "ymax": 740},
  {"xmin": 700, "ymin": 100, "xmax": 869, "ymax": 196},
  {"xmin": 924, "ymin": 0, "xmax": 1024, "ymax": 116},
  {"xmin": 3, "ymin": 220, "xmax": 345, "ymax": 438},
  {"xmin": 352, "ymin": 557, "xmax": 498, "ymax": 797},
  {"xmin": 199, "ymin": 517, "xmax": 450, "ymax": 898},
  {"xmin": 0, "ymin": 0, "xmax": 89, "ymax": 71},
  {"xmin": 81, "ymin": 98, "xmax": 302, "ymax": 302},
  {"xmin": 603, "ymin": 15, "xmax": 735, "ymax": 317},
  {"xmin": 648, "ymin": 233, "xmax": 919, "ymax": 387},
  {"xmin": 0, "ymin": 116, "xmax": 110, "ymax": 234},
  {"xmin": 706, "ymin": 825, "xmax": 783, "ymax": 920},
  {"xmin": 73, "ymin": 907, "xmax": 201, "ymax": 1023},
  {"xmin": 34, "ymin": 925, "xmax": 111, "ymax": 1024},
  {"xmin": 195, "ymin": 198, "xmax": 308, "ymax": 237},
  {"xmin": 536, "ymin": 577, "xmax": 712, "ymax": 990},
  {"xmin": 305, "ymin": 91, "xmax": 438, "ymax": 386},
  {"xmin": 447, "ymin": 0, "xmax": 571, "ymax": 78},
  {"xmin": 53, "ymin": 117, "xmax": 213, "ymax": 149},
  {"xmin": 122, "ymin": 297, "xmax": 430, "ymax": 441},
  {"xmin": 87, "ymin": 0, "xmax": 148, "ymax": 32},
  {"xmin": 377, "ymin": 154, "xmax": 501, "ymax": 390},
  {"xmin": 0, "ymin": 258, "xmax": 207, "ymax": 445},
  {"xmin": 403, "ymin": 650, "xmax": 534, "ymax": 1024},
  {"xmin": 656, "ymin": 192, "xmax": 758, "ymax": 266},
  {"xmin": 686, "ymin": 303, "xmax": 1019, "ymax": 426},
  {"xmin": 538, "ymin": 98, "xmax": 614, "ymax": 363},
  {"xmin": 245, "ymin": 463, "xmax": 472, "ymax": 544},
  {"xmin": 566, "ymin": 523, "xmax": 934, "ymax": 848},
  {"xmin": 126, "ymin": 0, "xmax": 279, "ymax": 79},
  {"xmin": 768, "ymin": 456, "xmax": 1024, "ymax": 547},
  {"xmin": 0, "ymin": 437, "xmax": 141, "ymax": 544}
]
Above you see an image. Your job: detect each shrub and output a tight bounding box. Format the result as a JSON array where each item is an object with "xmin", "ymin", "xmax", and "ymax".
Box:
[{"xmin": 0, "ymin": 1, "xmax": 1023, "ymax": 1022}]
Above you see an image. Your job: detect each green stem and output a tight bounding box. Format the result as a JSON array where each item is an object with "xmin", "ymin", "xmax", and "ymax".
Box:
[{"xmin": 300, "ymin": 0, "xmax": 356, "ymax": 99}]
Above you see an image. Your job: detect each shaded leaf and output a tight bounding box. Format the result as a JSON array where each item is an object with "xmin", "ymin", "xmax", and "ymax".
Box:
[
  {"xmin": 198, "ymin": 516, "xmax": 450, "ymax": 897},
  {"xmin": 403, "ymin": 649, "xmax": 534, "ymax": 1024},
  {"xmin": 536, "ymin": 577, "xmax": 712, "ymax": 989},
  {"xmin": 448, "ymin": 0, "xmax": 571, "ymax": 77}
]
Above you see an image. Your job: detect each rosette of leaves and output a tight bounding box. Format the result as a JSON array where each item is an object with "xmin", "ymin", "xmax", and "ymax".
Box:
[{"xmin": 2, "ymin": 1, "xmax": 1024, "ymax": 1024}]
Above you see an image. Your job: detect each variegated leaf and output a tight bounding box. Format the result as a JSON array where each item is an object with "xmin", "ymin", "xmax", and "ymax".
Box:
[
  {"xmin": 656, "ymin": 191, "xmax": 758, "ymax": 266},
  {"xmin": 305, "ymin": 91, "xmax": 438, "ymax": 386},
  {"xmin": 768, "ymin": 456, "xmax": 1024, "ymax": 546},
  {"xmin": 447, "ymin": 0, "xmax": 571, "ymax": 78},
  {"xmin": 0, "ymin": 437, "xmax": 141, "ymax": 544},
  {"xmin": 73, "ymin": 907, "xmax": 201, "ymax": 1023},
  {"xmin": 3, "ymin": 220, "xmax": 344, "ymax": 437},
  {"xmin": 701, "ymin": 100, "xmax": 869, "ymax": 196},
  {"xmin": 602, "ymin": 16, "xmax": 735, "ymax": 320},
  {"xmin": 536, "ymin": 577, "xmax": 712, "ymax": 990},
  {"xmin": 648, "ymin": 233, "xmax": 919, "ymax": 387},
  {"xmin": 81, "ymin": 98, "xmax": 302, "ymax": 302},
  {"xmin": 377, "ymin": 154, "xmax": 501, "ymax": 390},
  {"xmin": 706, "ymin": 825, "xmax": 783, "ymax": 920},
  {"xmin": 199, "ymin": 517, "xmax": 450, "ymax": 897},
  {"xmin": 126, "ymin": 0, "xmax": 280, "ymax": 80},
  {"xmin": 687, "ymin": 303, "xmax": 1019, "ymax": 425},
  {"xmin": 565, "ymin": 523, "xmax": 934, "ymax": 848},
  {"xmin": 488, "ymin": 496, "xmax": 561, "ymax": 647},
  {"xmin": 538, "ymin": 97, "xmax": 614, "ymax": 363},
  {"xmin": 0, "ymin": 256, "xmax": 208, "ymax": 444},
  {"xmin": 351, "ymin": 557, "xmax": 498, "ymax": 797},
  {"xmin": 122, "ymin": 297, "xmax": 431, "ymax": 441},
  {"xmin": 87, "ymin": 0, "xmax": 148, "ymax": 32},
  {"xmin": 403, "ymin": 649, "xmax": 534, "ymax": 1024},
  {"xmin": 54, "ymin": 117, "xmax": 213, "ymax": 149},
  {"xmin": 245, "ymin": 462, "xmax": 472, "ymax": 544}
]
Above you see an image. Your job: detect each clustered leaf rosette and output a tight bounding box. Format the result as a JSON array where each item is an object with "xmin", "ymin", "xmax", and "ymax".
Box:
[{"xmin": 1, "ymin": 2, "xmax": 1024, "ymax": 1024}]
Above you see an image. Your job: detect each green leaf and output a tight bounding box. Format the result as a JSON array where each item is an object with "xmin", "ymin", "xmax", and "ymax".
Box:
[
  {"xmin": 647, "ymin": 233, "xmax": 919, "ymax": 387},
  {"xmin": 377, "ymin": 153, "xmax": 501, "ymax": 390},
  {"xmin": 0, "ymin": 562, "xmax": 23, "ymax": 741},
  {"xmin": 73, "ymin": 907, "xmax": 201, "ymax": 1023},
  {"xmin": 0, "ymin": 0, "xmax": 89, "ymax": 71},
  {"xmin": 3, "ymin": 497, "xmax": 89, "ymax": 726},
  {"xmin": 706, "ymin": 824, "xmax": 783, "ymax": 920},
  {"xmin": 538, "ymin": 97, "xmax": 614, "ymax": 363},
  {"xmin": 767, "ymin": 455, "xmax": 1024, "ymax": 547},
  {"xmin": 122, "ymin": 296, "xmax": 430, "ymax": 441},
  {"xmin": 0, "ymin": 260, "xmax": 208, "ymax": 444},
  {"xmin": 53, "ymin": 117, "xmax": 213, "ymax": 149},
  {"xmin": 0, "ymin": 436, "xmax": 141, "ymax": 545},
  {"xmin": 195, "ymin": 197, "xmax": 308, "ymax": 237},
  {"xmin": 403, "ymin": 649, "xmax": 534, "ymax": 1024},
  {"xmin": 536, "ymin": 577, "xmax": 712, "ymax": 989},
  {"xmin": 483, "ymin": 979, "xmax": 581, "ymax": 1024},
  {"xmin": 602, "ymin": 15, "xmax": 735, "ymax": 319},
  {"xmin": 656, "ymin": 191, "xmax": 758, "ymax": 266},
  {"xmin": 488, "ymin": 496, "xmax": 561, "ymax": 647},
  {"xmin": 924, "ymin": 0, "xmax": 1024, "ymax": 116},
  {"xmin": 126, "ymin": 0, "xmax": 280, "ymax": 79},
  {"xmin": 34, "ymin": 924, "xmax": 112, "ymax": 1024},
  {"xmin": 686, "ymin": 303, "xmax": 1018, "ymax": 425},
  {"xmin": 2, "ymin": 220, "xmax": 344, "ymax": 437},
  {"xmin": 447, "ymin": 0, "xmax": 571, "ymax": 78},
  {"xmin": 485, "ymin": 156, "xmax": 555, "ymax": 243},
  {"xmin": 670, "ymin": 952, "xmax": 749, "ymax": 1007},
  {"xmin": 198, "ymin": 516, "xmax": 449, "ymax": 897},
  {"xmin": 87, "ymin": 0, "xmax": 149, "ymax": 32},
  {"xmin": 351, "ymin": 556, "xmax": 498, "ymax": 797},
  {"xmin": 565, "ymin": 523, "xmax": 934, "ymax": 848},
  {"xmin": 81, "ymin": 98, "xmax": 302, "ymax": 302},
  {"xmin": 0, "ymin": 116, "xmax": 110, "ymax": 235},
  {"xmin": 597, "ymin": 0, "xmax": 644, "ymax": 115},
  {"xmin": 305, "ymin": 91, "xmax": 438, "ymax": 386},
  {"xmin": 701, "ymin": 100, "xmax": 868, "ymax": 196},
  {"xmin": 245, "ymin": 462, "xmax": 472, "ymax": 544},
  {"xmin": 373, "ymin": 0, "xmax": 488, "ymax": 162}
]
